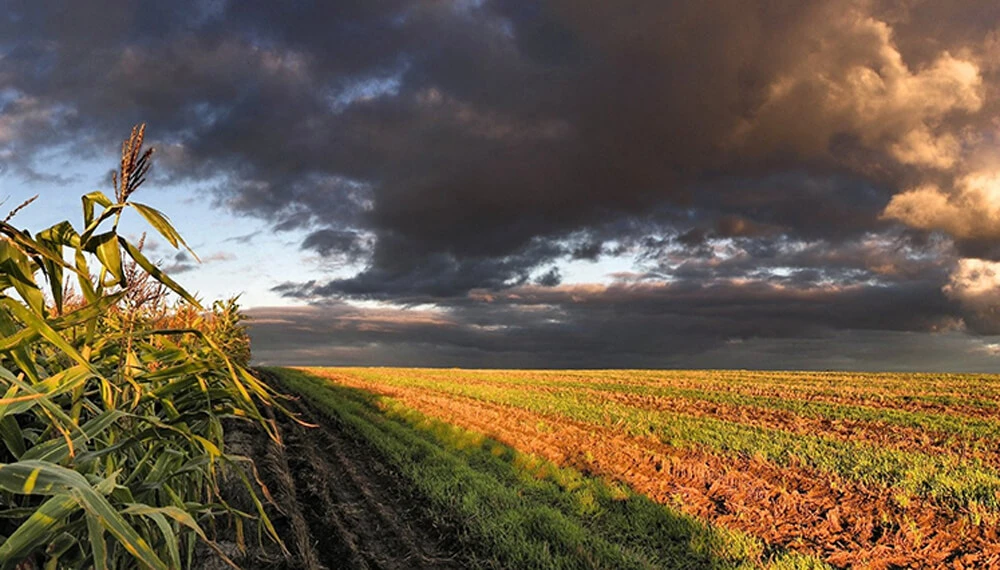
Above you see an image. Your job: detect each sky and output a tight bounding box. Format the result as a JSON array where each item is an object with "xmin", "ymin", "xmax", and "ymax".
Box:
[{"xmin": 2, "ymin": 0, "xmax": 1000, "ymax": 371}]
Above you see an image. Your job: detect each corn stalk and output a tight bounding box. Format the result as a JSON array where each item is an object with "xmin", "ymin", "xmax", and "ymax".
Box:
[{"xmin": 0, "ymin": 125, "xmax": 283, "ymax": 569}]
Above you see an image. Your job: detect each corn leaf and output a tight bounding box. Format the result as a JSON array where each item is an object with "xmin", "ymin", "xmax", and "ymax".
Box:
[
  {"xmin": 0, "ymin": 416, "xmax": 25, "ymax": 459},
  {"xmin": 82, "ymin": 191, "xmax": 113, "ymax": 228},
  {"xmin": 123, "ymin": 506, "xmax": 181, "ymax": 569},
  {"xmin": 22, "ymin": 410, "xmax": 120, "ymax": 463},
  {"xmin": 0, "ymin": 493, "xmax": 79, "ymax": 568},
  {"xmin": 130, "ymin": 203, "xmax": 199, "ymax": 261},
  {"xmin": 0, "ymin": 365, "xmax": 93, "ymax": 420},
  {"xmin": 0, "ymin": 299, "xmax": 94, "ymax": 371},
  {"xmin": 87, "ymin": 513, "xmax": 109, "ymax": 570},
  {"xmin": 120, "ymin": 238, "xmax": 201, "ymax": 308},
  {"xmin": 0, "ymin": 461, "xmax": 168, "ymax": 570},
  {"xmin": 89, "ymin": 231, "xmax": 124, "ymax": 286},
  {"xmin": 0, "ymin": 239, "xmax": 45, "ymax": 315}
]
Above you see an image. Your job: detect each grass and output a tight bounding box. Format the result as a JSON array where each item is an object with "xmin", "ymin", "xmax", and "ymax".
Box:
[
  {"xmin": 271, "ymin": 367, "xmax": 830, "ymax": 570},
  {"xmin": 310, "ymin": 367, "xmax": 1000, "ymax": 511},
  {"xmin": 356, "ymin": 368, "xmax": 1000, "ymax": 412}
]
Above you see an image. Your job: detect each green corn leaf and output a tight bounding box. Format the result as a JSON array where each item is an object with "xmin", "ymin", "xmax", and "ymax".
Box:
[
  {"xmin": 0, "ymin": 493, "xmax": 79, "ymax": 568},
  {"xmin": 0, "ymin": 224, "xmax": 70, "ymax": 271},
  {"xmin": 74, "ymin": 498, "xmax": 166, "ymax": 570},
  {"xmin": 0, "ymin": 294, "xmax": 120, "ymax": 372},
  {"xmin": 123, "ymin": 506, "xmax": 181, "ymax": 569},
  {"xmin": 120, "ymin": 237, "xmax": 201, "ymax": 308},
  {"xmin": 0, "ymin": 461, "xmax": 88, "ymax": 496},
  {"xmin": 87, "ymin": 513, "xmax": 109, "ymax": 570},
  {"xmin": 0, "ymin": 310, "xmax": 40, "ymax": 383},
  {"xmin": 129, "ymin": 203, "xmax": 199, "ymax": 261},
  {"xmin": 143, "ymin": 361, "xmax": 216, "ymax": 384},
  {"xmin": 0, "ymin": 299, "xmax": 94, "ymax": 371},
  {"xmin": 79, "ymin": 206, "xmax": 125, "ymax": 250},
  {"xmin": 48, "ymin": 291, "xmax": 124, "ymax": 331},
  {"xmin": 126, "ymin": 504, "xmax": 233, "ymax": 569},
  {"xmin": 0, "ymin": 461, "xmax": 168, "ymax": 570},
  {"xmin": 22, "ymin": 410, "xmax": 121, "ymax": 463},
  {"xmin": 37, "ymin": 220, "xmax": 81, "ymax": 249},
  {"xmin": 0, "ymin": 239, "xmax": 45, "ymax": 315},
  {"xmin": 43, "ymin": 257, "xmax": 63, "ymax": 312},
  {"xmin": 0, "ymin": 364, "xmax": 93, "ymax": 420},
  {"xmin": 82, "ymin": 191, "xmax": 113, "ymax": 228},
  {"xmin": 89, "ymin": 231, "xmax": 124, "ymax": 286},
  {"xmin": 0, "ymin": 373, "xmax": 78, "ymax": 446},
  {"xmin": 0, "ymin": 326, "xmax": 40, "ymax": 354},
  {"xmin": 12, "ymin": 279, "xmax": 45, "ymax": 316},
  {"xmin": 73, "ymin": 246, "xmax": 98, "ymax": 304},
  {"xmin": 32, "ymin": 222, "xmax": 80, "ymax": 314},
  {"xmin": 150, "ymin": 377, "xmax": 201, "ymax": 400},
  {"xmin": 0, "ymin": 416, "xmax": 25, "ymax": 459},
  {"xmin": 43, "ymin": 531, "xmax": 77, "ymax": 570}
]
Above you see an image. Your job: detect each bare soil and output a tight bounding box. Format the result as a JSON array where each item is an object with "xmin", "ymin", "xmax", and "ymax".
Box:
[
  {"xmin": 200, "ymin": 377, "xmax": 477, "ymax": 569},
  {"xmin": 316, "ymin": 370, "xmax": 1000, "ymax": 569}
]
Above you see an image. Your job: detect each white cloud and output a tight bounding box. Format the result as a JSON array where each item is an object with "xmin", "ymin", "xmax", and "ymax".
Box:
[
  {"xmin": 732, "ymin": 7, "xmax": 983, "ymax": 170},
  {"xmin": 942, "ymin": 258, "xmax": 1000, "ymax": 334},
  {"xmin": 944, "ymin": 258, "xmax": 1000, "ymax": 302},
  {"xmin": 883, "ymin": 171, "xmax": 1000, "ymax": 239}
]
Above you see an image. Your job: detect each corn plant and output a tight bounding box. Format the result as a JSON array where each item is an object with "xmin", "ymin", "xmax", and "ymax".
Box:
[
  {"xmin": 0, "ymin": 125, "xmax": 283, "ymax": 569},
  {"xmin": 145, "ymin": 298, "xmax": 253, "ymax": 369}
]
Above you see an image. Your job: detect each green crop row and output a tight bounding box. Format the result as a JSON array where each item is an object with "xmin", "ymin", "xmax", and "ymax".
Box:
[
  {"xmin": 327, "ymin": 367, "xmax": 1000, "ymax": 414},
  {"xmin": 344, "ymin": 367, "xmax": 1000, "ymax": 442},
  {"xmin": 273, "ymin": 368, "xmax": 829, "ymax": 570},
  {"xmin": 567, "ymin": 382, "xmax": 1000, "ymax": 443},
  {"xmin": 399, "ymin": 367, "xmax": 1000, "ymax": 396},
  {"xmin": 326, "ymin": 368, "xmax": 1000, "ymax": 512}
]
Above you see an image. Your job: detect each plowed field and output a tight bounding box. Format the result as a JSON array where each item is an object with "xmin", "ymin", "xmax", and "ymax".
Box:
[{"xmin": 288, "ymin": 367, "xmax": 1000, "ymax": 569}]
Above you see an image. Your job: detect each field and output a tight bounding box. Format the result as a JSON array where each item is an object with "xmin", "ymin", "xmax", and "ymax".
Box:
[{"xmin": 262, "ymin": 367, "xmax": 1000, "ymax": 569}]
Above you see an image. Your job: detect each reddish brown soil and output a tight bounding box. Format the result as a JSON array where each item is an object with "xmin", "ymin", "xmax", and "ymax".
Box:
[
  {"xmin": 377, "ymin": 374, "xmax": 1000, "ymax": 465},
  {"xmin": 315, "ymin": 370, "xmax": 1000, "ymax": 569},
  {"xmin": 356, "ymin": 367, "xmax": 1000, "ymax": 423},
  {"xmin": 595, "ymin": 376, "xmax": 1000, "ymax": 422},
  {"xmin": 589, "ymin": 389, "xmax": 1000, "ymax": 468},
  {"xmin": 303, "ymin": 369, "xmax": 1000, "ymax": 470}
]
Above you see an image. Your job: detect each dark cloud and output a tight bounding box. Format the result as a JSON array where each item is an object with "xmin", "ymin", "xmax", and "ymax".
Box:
[
  {"xmin": 534, "ymin": 267, "xmax": 561, "ymax": 287},
  {"xmin": 246, "ymin": 278, "xmax": 981, "ymax": 369},
  {"xmin": 298, "ymin": 235, "xmax": 565, "ymax": 298},
  {"xmin": 223, "ymin": 230, "xmax": 261, "ymax": 245},
  {"xmin": 160, "ymin": 262, "xmax": 196, "ymax": 275},
  {"xmin": 301, "ymin": 229, "xmax": 373, "ymax": 264},
  {"xmin": 159, "ymin": 249, "xmax": 233, "ymax": 275},
  {"xmin": 570, "ymin": 240, "xmax": 603, "ymax": 261},
  {"xmin": 4, "ymin": 0, "xmax": 1000, "ymax": 367}
]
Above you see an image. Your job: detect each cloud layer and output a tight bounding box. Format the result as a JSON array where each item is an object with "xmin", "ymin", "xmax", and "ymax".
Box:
[{"xmin": 3, "ymin": 0, "xmax": 1000, "ymax": 367}]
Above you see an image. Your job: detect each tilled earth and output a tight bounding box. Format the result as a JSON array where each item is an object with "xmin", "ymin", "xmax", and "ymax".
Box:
[
  {"xmin": 314, "ymin": 370, "xmax": 1000, "ymax": 569},
  {"xmin": 201, "ymin": 367, "xmax": 1000, "ymax": 569},
  {"xmin": 200, "ymin": 394, "xmax": 477, "ymax": 569}
]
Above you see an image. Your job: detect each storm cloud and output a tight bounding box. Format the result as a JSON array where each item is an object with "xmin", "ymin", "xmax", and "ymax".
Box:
[{"xmin": 4, "ymin": 0, "xmax": 1000, "ymax": 367}]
